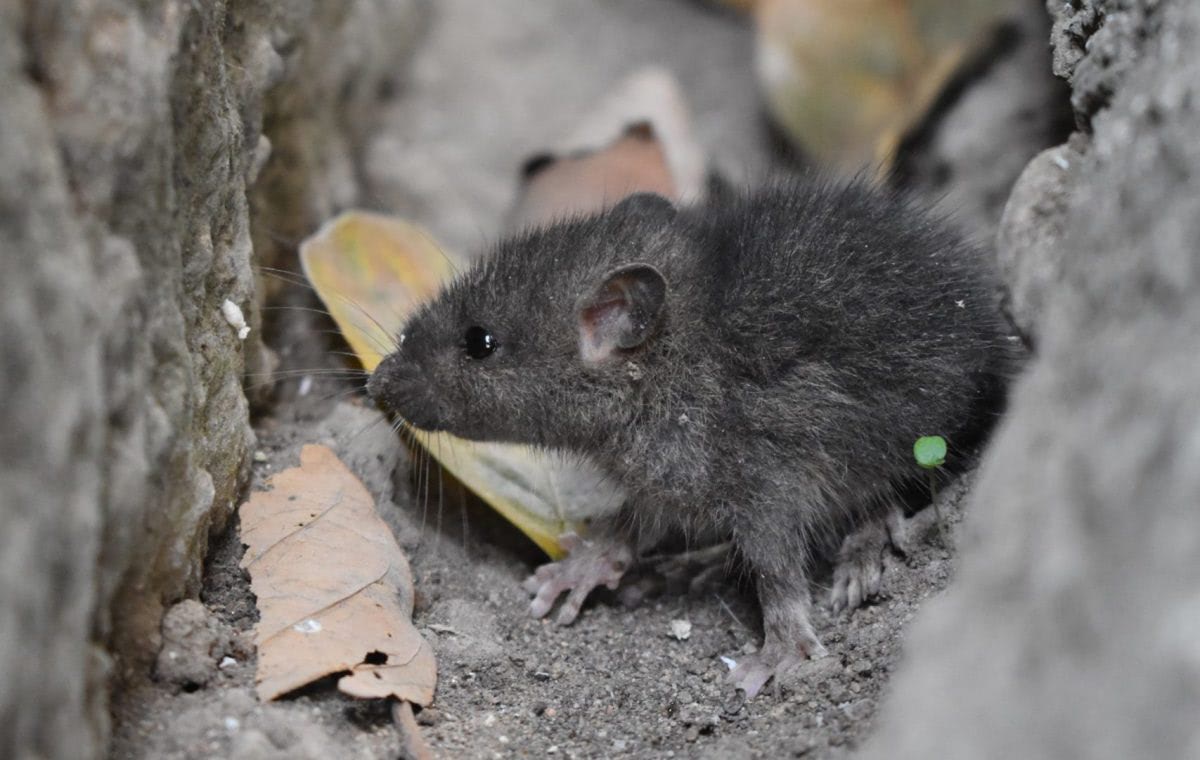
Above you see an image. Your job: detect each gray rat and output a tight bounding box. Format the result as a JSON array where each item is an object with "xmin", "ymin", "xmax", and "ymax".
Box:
[{"xmin": 367, "ymin": 178, "xmax": 1013, "ymax": 697}]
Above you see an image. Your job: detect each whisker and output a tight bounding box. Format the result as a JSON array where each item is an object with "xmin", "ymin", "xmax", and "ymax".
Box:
[
  {"xmin": 415, "ymin": 443, "xmax": 430, "ymax": 548},
  {"xmin": 312, "ymin": 328, "xmax": 392, "ymax": 358},
  {"xmin": 409, "ymin": 219, "xmax": 462, "ymax": 278},
  {"xmin": 257, "ymin": 227, "xmax": 305, "ymax": 249},
  {"xmin": 434, "ymin": 436, "xmax": 445, "ymax": 557},
  {"xmin": 330, "ymin": 294, "xmax": 401, "ymax": 351},
  {"xmin": 345, "ymin": 411, "xmax": 389, "ymax": 445},
  {"xmin": 255, "ymin": 266, "xmax": 317, "ymax": 291},
  {"xmin": 325, "ymin": 350, "xmax": 373, "ymax": 362},
  {"xmin": 459, "ymin": 484, "xmax": 470, "ymax": 555},
  {"xmin": 310, "ymin": 382, "xmax": 370, "ymax": 405},
  {"xmin": 258, "ymin": 266, "xmax": 403, "ymax": 355},
  {"xmin": 261, "ymin": 305, "xmax": 337, "ymax": 318},
  {"xmin": 244, "ymin": 368, "xmax": 369, "ymax": 380}
]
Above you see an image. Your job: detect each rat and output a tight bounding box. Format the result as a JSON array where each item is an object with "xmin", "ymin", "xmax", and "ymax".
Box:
[{"xmin": 367, "ymin": 178, "xmax": 1013, "ymax": 697}]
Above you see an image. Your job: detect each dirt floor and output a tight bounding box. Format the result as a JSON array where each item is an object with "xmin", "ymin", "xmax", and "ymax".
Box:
[
  {"xmin": 109, "ymin": 1, "xmax": 1070, "ymax": 757},
  {"xmin": 112, "ymin": 389, "xmax": 971, "ymax": 760}
]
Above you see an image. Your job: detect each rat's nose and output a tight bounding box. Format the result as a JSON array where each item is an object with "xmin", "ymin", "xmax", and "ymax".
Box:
[
  {"xmin": 365, "ymin": 354, "xmax": 391, "ymax": 405},
  {"xmin": 367, "ymin": 352, "xmax": 446, "ymax": 431},
  {"xmin": 367, "ymin": 351, "xmax": 408, "ymax": 410}
]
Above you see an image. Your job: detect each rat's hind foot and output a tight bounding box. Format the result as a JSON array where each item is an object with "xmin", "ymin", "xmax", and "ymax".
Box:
[
  {"xmin": 522, "ymin": 533, "xmax": 633, "ymax": 625},
  {"xmin": 829, "ymin": 507, "xmax": 903, "ymax": 613},
  {"xmin": 727, "ymin": 594, "xmax": 827, "ymax": 699}
]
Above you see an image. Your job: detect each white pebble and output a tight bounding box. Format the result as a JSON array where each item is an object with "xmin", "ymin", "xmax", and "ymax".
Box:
[
  {"xmin": 720, "ymin": 655, "xmax": 738, "ymax": 671},
  {"xmin": 221, "ymin": 299, "xmax": 251, "ymax": 340},
  {"xmin": 219, "ymin": 656, "xmax": 238, "ymax": 669},
  {"xmin": 669, "ymin": 619, "xmax": 692, "ymax": 641}
]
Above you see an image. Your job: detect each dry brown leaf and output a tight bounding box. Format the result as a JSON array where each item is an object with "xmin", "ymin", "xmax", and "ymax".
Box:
[
  {"xmin": 511, "ymin": 123, "xmax": 677, "ymax": 227},
  {"xmin": 239, "ymin": 444, "xmax": 436, "ymax": 704},
  {"xmin": 509, "ymin": 67, "xmax": 707, "ymax": 227}
]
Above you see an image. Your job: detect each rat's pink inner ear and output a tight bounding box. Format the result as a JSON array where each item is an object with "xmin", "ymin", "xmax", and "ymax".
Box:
[{"xmin": 576, "ymin": 263, "xmax": 666, "ymax": 364}]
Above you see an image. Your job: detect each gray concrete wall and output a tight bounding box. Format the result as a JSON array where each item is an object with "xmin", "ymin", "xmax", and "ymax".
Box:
[
  {"xmin": 0, "ymin": 2, "xmax": 425, "ymax": 757},
  {"xmin": 865, "ymin": 2, "xmax": 1200, "ymax": 756}
]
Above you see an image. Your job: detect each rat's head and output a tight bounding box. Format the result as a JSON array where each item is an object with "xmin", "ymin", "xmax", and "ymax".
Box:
[{"xmin": 367, "ymin": 193, "xmax": 680, "ymax": 447}]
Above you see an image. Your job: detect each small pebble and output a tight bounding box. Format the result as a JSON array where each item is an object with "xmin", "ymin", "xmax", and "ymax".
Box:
[
  {"xmin": 722, "ymin": 691, "xmax": 745, "ymax": 717},
  {"xmin": 669, "ymin": 619, "xmax": 692, "ymax": 641},
  {"xmin": 848, "ymin": 658, "xmax": 873, "ymax": 676},
  {"xmin": 416, "ymin": 708, "xmax": 440, "ymax": 726},
  {"xmin": 840, "ymin": 699, "xmax": 872, "ymax": 722},
  {"xmin": 218, "ymin": 656, "xmax": 237, "ymax": 669}
]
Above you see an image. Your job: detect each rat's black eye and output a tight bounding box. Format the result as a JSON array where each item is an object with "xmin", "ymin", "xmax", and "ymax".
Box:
[{"xmin": 463, "ymin": 325, "xmax": 498, "ymax": 359}]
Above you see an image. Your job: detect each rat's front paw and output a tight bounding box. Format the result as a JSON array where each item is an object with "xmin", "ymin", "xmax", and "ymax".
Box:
[
  {"xmin": 521, "ymin": 533, "xmax": 633, "ymax": 625},
  {"xmin": 727, "ymin": 631, "xmax": 828, "ymax": 699}
]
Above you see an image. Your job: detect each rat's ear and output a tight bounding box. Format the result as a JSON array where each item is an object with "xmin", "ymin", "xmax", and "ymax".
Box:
[
  {"xmin": 576, "ymin": 263, "xmax": 667, "ymax": 364},
  {"xmin": 611, "ymin": 192, "xmax": 676, "ymax": 225}
]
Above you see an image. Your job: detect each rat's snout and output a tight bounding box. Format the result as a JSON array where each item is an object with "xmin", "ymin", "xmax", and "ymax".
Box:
[
  {"xmin": 365, "ymin": 351, "xmax": 402, "ymax": 405},
  {"xmin": 367, "ymin": 352, "xmax": 448, "ymax": 431}
]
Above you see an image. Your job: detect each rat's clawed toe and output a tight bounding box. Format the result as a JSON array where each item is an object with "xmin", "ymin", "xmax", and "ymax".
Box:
[
  {"xmin": 829, "ymin": 548, "xmax": 883, "ymax": 613},
  {"xmin": 830, "ymin": 512, "xmax": 899, "ymax": 613},
  {"xmin": 728, "ymin": 591, "xmax": 827, "ymax": 699},
  {"xmin": 523, "ymin": 533, "xmax": 633, "ymax": 625},
  {"xmin": 726, "ymin": 632, "xmax": 827, "ymax": 699}
]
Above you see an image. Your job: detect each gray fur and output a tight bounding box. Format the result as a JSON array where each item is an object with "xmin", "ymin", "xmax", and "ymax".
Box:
[{"xmin": 369, "ymin": 177, "xmax": 1013, "ymax": 693}]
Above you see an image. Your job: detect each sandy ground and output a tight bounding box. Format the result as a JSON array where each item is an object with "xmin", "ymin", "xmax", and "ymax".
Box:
[{"xmin": 109, "ymin": 1, "xmax": 1068, "ymax": 757}]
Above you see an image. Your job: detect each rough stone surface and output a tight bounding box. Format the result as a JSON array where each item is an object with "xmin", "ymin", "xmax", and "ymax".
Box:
[
  {"xmin": 154, "ymin": 600, "xmax": 247, "ymax": 691},
  {"xmin": 896, "ymin": 0, "xmax": 1073, "ymax": 242},
  {"xmin": 995, "ymin": 135, "xmax": 1086, "ymax": 340},
  {"xmin": 1050, "ymin": 0, "xmax": 1162, "ymax": 127},
  {"xmin": 865, "ymin": 1, "xmax": 1200, "ymax": 757},
  {"xmin": 0, "ymin": 2, "xmax": 424, "ymax": 758}
]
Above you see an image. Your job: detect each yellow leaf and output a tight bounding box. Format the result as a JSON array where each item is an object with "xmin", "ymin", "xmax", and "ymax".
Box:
[
  {"xmin": 296, "ymin": 211, "xmax": 456, "ymax": 373},
  {"xmin": 239, "ymin": 444, "xmax": 436, "ymax": 704},
  {"xmin": 754, "ymin": 0, "xmax": 1011, "ymax": 174},
  {"xmin": 300, "ymin": 213, "xmax": 624, "ymax": 559}
]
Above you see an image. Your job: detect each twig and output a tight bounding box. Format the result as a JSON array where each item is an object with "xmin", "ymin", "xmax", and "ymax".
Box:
[
  {"xmin": 715, "ymin": 593, "xmax": 748, "ymax": 632},
  {"xmin": 929, "ymin": 470, "xmax": 947, "ymax": 547},
  {"xmin": 391, "ymin": 700, "xmax": 433, "ymax": 760}
]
